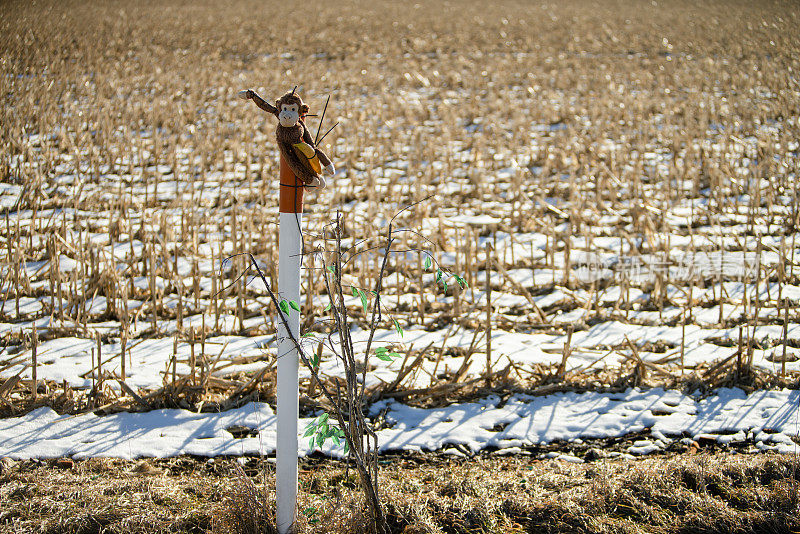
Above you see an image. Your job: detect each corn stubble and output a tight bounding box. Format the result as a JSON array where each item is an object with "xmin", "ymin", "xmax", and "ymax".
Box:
[
  {"xmin": 1, "ymin": 0, "xmax": 800, "ymax": 531},
  {"xmin": 2, "ymin": 0, "xmax": 798, "ymax": 410}
]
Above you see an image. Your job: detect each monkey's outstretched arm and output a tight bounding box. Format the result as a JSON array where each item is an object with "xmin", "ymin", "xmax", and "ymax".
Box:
[
  {"xmin": 252, "ymin": 93, "xmax": 279, "ymax": 116},
  {"xmin": 239, "ymin": 89, "xmax": 278, "ymax": 116}
]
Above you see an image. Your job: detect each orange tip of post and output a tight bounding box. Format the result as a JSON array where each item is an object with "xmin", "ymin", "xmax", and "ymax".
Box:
[{"xmin": 279, "ymin": 155, "xmax": 305, "ymax": 213}]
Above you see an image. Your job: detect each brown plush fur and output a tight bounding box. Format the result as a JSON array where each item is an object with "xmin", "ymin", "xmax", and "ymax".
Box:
[{"xmin": 249, "ymin": 90, "xmax": 332, "ymax": 184}]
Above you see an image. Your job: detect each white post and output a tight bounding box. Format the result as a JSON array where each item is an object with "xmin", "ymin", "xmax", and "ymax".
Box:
[{"xmin": 276, "ymin": 155, "xmax": 304, "ymax": 534}]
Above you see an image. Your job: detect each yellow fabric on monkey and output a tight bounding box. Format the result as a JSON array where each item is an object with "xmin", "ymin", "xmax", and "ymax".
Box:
[{"xmin": 292, "ymin": 142, "xmax": 322, "ymax": 175}]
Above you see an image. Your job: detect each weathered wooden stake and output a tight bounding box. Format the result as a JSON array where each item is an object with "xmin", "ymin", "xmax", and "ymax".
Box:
[
  {"xmin": 782, "ymin": 298, "xmax": 789, "ymax": 379},
  {"xmin": 31, "ymin": 327, "xmax": 38, "ymax": 399},
  {"xmin": 485, "ymin": 242, "xmax": 493, "ymax": 387}
]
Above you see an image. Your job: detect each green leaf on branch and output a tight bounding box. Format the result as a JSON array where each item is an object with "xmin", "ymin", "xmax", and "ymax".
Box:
[
  {"xmin": 324, "ymin": 302, "xmax": 332, "ymax": 312},
  {"xmin": 302, "ymin": 332, "xmax": 315, "ymax": 338},
  {"xmin": 424, "ymin": 256, "xmax": 432, "ymax": 270},
  {"xmin": 327, "ymin": 265, "xmax": 336, "ymax": 273},
  {"xmin": 290, "ymin": 300, "xmax": 301, "ymax": 311},
  {"xmin": 375, "ymin": 349, "xmax": 401, "ymax": 362},
  {"xmin": 351, "ymin": 286, "xmax": 359, "ymax": 297},
  {"xmin": 279, "ymin": 300, "xmax": 289, "ymax": 314},
  {"xmin": 442, "ymin": 280, "xmax": 448, "ymax": 293},
  {"xmin": 303, "ymin": 412, "xmax": 346, "ymax": 452},
  {"xmin": 302, "ymin": 507, "xmax": 319, "ymax": 523},
  {"xmin": 393, "ymin": 319, "xmax": 404, "ymax": 337},
  {"xmin": 311, "ymin": 352, "xmax": 320, "ymax": 367},
  {"xmin": 360, "ymin": 292, "xmax": 369, "ymax": 313},
  {"xmin": 436, "ymin": 269, "xmax": 443, "ymax": 282}
]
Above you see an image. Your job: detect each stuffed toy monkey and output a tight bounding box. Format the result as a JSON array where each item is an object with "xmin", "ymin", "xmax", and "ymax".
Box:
[{"xmin": 239, "ymin": 88, "xmax": 335, "ymax": 189}]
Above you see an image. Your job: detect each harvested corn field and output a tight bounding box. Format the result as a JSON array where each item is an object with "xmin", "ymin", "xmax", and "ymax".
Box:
[{"xmin": 1, "ymin": 0, "xmax": 800, "ymax": 531}]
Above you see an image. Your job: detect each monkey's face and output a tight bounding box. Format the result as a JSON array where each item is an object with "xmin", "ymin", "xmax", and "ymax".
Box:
[{"xmin": 278, "ymin": 103, "xmax": 300, "ymax": 127}]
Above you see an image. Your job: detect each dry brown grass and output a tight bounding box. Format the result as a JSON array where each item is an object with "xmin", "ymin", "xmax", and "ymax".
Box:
[
  {"xmin": 2, "ymin": 452, "xmax": 799, "ymax": 533},
  {"xmin": 212, "ymin": 463, "xmax": 278, "ymax": 534},
  {"xmin": 0, "ymin": 457, "xmax": 215, "ymax": 533}
]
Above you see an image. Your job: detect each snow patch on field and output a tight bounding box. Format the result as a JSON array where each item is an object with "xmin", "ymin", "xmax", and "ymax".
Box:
[{"xmin": 1, "ymin": 388, "xmax": 798, "ymax": 460}]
